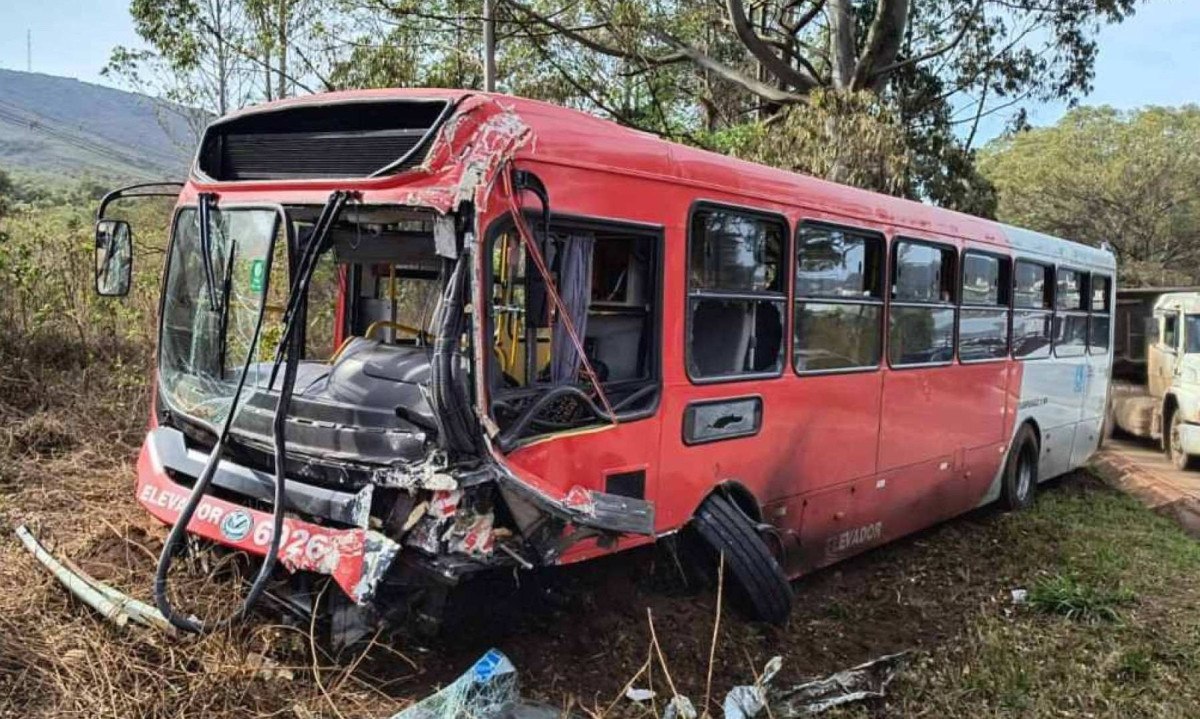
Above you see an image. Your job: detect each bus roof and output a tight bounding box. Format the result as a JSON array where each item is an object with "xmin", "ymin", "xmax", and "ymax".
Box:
[{"xmin": 189, "ymin": 88, "xmax": 1114, "ymax": 270}]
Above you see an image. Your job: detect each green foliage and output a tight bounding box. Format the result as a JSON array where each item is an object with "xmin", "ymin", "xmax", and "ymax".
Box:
[
  {"xmin": 0, "ymin": 180, "xmax": 170, "ymax": 353},
  {"xmin": 105, "ymin": 0, "xmax": 1141, "ymax": 215},
  {"xmin": 980, "ymin": 106, "xmax": 1200, "ymax": 286},
  {"xmin": 1027, "ymin": 574, "xmax": 1136, "ymax": 624},
  {"xmin": 704, "ymin": 90, "xmax": 910, "ymax": 196}
]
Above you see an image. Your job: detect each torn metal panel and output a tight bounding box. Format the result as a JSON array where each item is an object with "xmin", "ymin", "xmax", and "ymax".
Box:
[
  {"xmin": 137, "ymin": 438, "xmax": 400, "ymax": 603},
  {"xmin": 490, "ymin": 458, "xmax": 657, "ymax": 538},
  {"xmin": 149, "ymin": 426, "xmax": 374, "ymax": 528},
  {"xmin": 442, "ymin": 509, "xmax": 496, "ymax": 557},
  {"xmin": 397, "ymin": 96, "xmax": 533, "ymax": 215},
  {"xmin": 373, "ymin": 450, "xmax": 459, "ymax": 492}
]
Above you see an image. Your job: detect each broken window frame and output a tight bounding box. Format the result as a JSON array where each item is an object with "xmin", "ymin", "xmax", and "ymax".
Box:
[
  {"xmin": 792, "ymin": 221, "xmax": 885, "ymax": 375},
  {"xmin": 685, "ymin": 202, "xmax": 788, "ymax": 384},
  {"xmin": 483, "ymin": 211, "xmax": 664, "ymax": 433},
  {"xmin": 887, "ymin": 238, "xmax": 958, "ymax": 369}
]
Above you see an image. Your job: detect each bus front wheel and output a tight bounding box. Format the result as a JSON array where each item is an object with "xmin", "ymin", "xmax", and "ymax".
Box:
[
  {"xmin": 1000, "ymin": 425, "xmax": 1039, "ymax": 511},
  {"xmin": 690, "ymin": 493, "xmax": 793, "ymax": 625}
]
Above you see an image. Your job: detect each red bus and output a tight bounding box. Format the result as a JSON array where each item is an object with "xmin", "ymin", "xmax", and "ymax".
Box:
[{"xmin": 94, "ymin": 90, "xmax": 1116, "ymax": 633}]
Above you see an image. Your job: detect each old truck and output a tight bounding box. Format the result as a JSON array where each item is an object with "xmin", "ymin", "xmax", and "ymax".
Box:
[{"xmin": 1109, "ymin": 289, "xmax": 1200, "ymax": 469}]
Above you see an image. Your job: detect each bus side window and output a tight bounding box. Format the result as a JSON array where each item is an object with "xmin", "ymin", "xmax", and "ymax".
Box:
[
  {"xmin": 1089, "ymin": 274, "xmax": 1112, "ymax": 355},
  {"xmin": 793, "ymin": 223, "xmax": 883, "ymax": 372},
  {"xmin": 959, "ymin": 251, "xmax": 1011, "ymax": 362},
  {"xmin": 1053, "ymin": 268, "xmax": 1088, "ymax": 357},
  {"xmin": 687, "ymin": 206, "xmax": 786, "ymax": 380},
  {"xmin": 889, "ymin": 239, "xmax": 956, "ymax": 367},
  {"xmin": 1012, "ymin": 260, "xmax": 1053, "ymax": 360}
]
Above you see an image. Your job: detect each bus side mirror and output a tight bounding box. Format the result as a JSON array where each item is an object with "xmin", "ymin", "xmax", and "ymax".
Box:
[{"xmin": 95, "ymin": 219, "xmax": 133, "ymax": 297}]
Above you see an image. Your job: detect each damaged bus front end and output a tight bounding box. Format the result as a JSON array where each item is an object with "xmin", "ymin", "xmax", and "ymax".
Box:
[{"xmin": 98, "ymin": 91, "xmax": 656, "ymax": 637}]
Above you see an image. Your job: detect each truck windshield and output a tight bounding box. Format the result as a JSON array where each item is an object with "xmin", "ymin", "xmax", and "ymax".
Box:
[
  {"xmin": 1187, "ymin": 315, "xmax": 1200, "ymax": 354},
  {"xmin": 159, "ymin": 207, "xmax": 282, "ymax": 427}
]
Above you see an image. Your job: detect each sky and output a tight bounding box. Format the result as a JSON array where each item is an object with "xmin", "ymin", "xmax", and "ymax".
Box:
[{"xmin": 0, "ymin": 0, "xmax": 1197, "ymax": 144}]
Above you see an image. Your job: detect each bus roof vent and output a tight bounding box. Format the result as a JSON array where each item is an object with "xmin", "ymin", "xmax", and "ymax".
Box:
[{"xmin": 195, "ymin": 98, "xmax": 452, "ymax": 181}]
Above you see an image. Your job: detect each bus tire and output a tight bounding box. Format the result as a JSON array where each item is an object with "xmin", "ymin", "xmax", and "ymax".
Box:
[
  {"xmin": 691, "ymin": 493, "xmax": 793, "ymax": 625},
  {"xmin": 1167, "ymin": 410, "xmax": 1198, "ymax": 471},
  {"xmin": 1000, "ymin": 425, "xmax": 1039, "ymax": 511}
]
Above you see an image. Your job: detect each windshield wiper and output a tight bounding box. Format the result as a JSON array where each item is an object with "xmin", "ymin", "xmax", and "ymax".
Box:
[
  {"xmin": 198, "ymin": 193, "xmax": 220, "ymax": 312},
  {"xmin": 215, "ymin": 241, "xmax": 237, "ymax": 375}
]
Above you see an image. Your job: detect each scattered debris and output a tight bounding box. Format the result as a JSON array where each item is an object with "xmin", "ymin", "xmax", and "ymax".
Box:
[
  {"xmin": 389, "ymin": 649, "xmax": 559, "ymax": 719},
  {"xmin": 663, "ymin": 694, "xmax": 696, "ymax": 719},
  {"xmin": 1011, "ymin": 588, "xmax": 1028, "ymax": 604},
  {"xmin": 723, "ymin": 656, "xmax": 782, "ymax": 719},
  {"xmin": 770, "ymin": 651, "xmax": 910, "ymax": 716},
  {"xmin": 624, "ymin": 688, "xmax": 656, "ymax": 703},
  {"xmin": 15, "ymin": 524, "xmax": 175, "ymax": 633}
]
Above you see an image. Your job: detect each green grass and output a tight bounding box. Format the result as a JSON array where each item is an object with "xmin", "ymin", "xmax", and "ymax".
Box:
[
  {"xmin": 1026, "ymin": 574, "xmax": 1135, "ymax": 624},
  {"xmin": 830, "ymin": 475, "xmax": 1200, "ymax": 718}
]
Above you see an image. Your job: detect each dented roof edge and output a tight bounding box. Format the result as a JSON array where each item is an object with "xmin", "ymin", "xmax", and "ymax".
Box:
[{"xmin": 176, "ymin": 93, "xmax": 534, "ymax": 216}]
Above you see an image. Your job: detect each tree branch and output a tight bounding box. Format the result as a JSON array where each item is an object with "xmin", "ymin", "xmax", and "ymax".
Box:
[
  {"xmin": 864, "ymin": 0, "xmax": 984, "ymax": 86},
  {"xmin": 851, "ymin": 0, "xmax": 910, "ymax": 91},
  {"xmin": 504, "ymin": 0, "xmax": 688, "ymax": 66},
  {"xmin": 780, "ymin": 0, "xmax": 827, "ymax": 37},
  {"xmin": 726, "ymin": 0, "xmax": 818, "ymax": 91},
  {"xmin": 653, "ymin": 30, "xmax": 810, "ymax": 105}
]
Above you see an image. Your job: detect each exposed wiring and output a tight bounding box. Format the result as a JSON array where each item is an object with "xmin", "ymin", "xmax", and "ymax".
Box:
[{"xmin": 501, "ymin": 165, "xmax": 617, "ymax": 421}]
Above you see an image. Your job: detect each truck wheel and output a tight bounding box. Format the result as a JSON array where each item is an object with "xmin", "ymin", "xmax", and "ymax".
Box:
[
  {"xmin": 691, "ymin": 493, "xmax": 793, "ymax": 625},
  {"xmin": 1167, "ymin": 411, "xmax": 1197, "ymax": 471},
  {"xmin": 1000, "ymin": 425, "xmax": 1039, "ymax": 511}
]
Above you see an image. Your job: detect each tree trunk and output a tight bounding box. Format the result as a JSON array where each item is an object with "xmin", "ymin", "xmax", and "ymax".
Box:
[
  {"xmin": 277, "ymin": 0, "xmax": 288, "ymax": 99},
  {"xmin": 827, "ymin": 0, "xmax": 856, "ymax": 90}
]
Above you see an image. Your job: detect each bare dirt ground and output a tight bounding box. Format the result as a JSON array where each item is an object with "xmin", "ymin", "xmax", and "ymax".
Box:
[{"xmin": 3, "ymin": 336, "xmax": 1199, "ymax": 718}]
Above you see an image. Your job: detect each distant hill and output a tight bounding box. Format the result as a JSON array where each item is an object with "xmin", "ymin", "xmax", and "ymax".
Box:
[{"xmin": 0, "ymin": 69, "xmax": 198, "ymax": 181}]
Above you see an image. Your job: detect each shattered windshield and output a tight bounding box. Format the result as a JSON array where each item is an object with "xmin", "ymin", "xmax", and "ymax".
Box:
[{"xmin": 159, "ymin": 206, "xmax": 282, "ymax": 427}]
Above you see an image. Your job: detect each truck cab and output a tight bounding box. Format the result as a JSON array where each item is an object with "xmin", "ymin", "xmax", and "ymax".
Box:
[{"xmin": 1110, "ymin": 290, "xmax": 1200, "ymax": 469}]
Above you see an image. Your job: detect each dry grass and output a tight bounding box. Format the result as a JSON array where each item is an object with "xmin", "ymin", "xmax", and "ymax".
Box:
[
  {"xmin": 4, "ymin": 328, "xmax": 1200, "ymax": 719},
  {"xmin": 0, "ymin": 333, "xmax": 415, "ymax": 718}
]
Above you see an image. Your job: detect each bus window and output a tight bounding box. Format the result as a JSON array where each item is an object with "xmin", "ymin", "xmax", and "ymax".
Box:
[
  {"xmin": 1013, "ymin": 260, "xmax": 1053, "ymax": 359},
  {"xmin": 488, "ymin": 220, "xmax": 660, "ymax": 431},
  {"xmin": 1164, "ymin": 313, "xmax": 1180, "ymax": 350},
  {"xmin": 687, "ymin": 206, "xmax": 786, "ymax": 380},
  {"xmin": 1089, "ymin": 274, "xmax": 1112, "ymax": 354},
  {"xmin": 1054, "ymin": 268, "xmax": 1087, "ymax": 357},
  {"xmin": 889, "ymin": 240, "xmax": 956, "ymax": 366},
  {"xmin": 959, "ymin": 252, "xmax": 1010, "ymax": 362},
  {"xmin": 793, "ymin": 223, "xmax": 883, "ymax": 372}
]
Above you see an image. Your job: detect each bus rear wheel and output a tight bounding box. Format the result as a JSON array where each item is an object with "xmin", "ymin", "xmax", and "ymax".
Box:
[
  {"xmin": 1000, "ymin": 425, "xmax": 1039, "ymax": 511},
  {"xmin": 691, "ymin": 493, "xmax": 793, "ymax": 625}
]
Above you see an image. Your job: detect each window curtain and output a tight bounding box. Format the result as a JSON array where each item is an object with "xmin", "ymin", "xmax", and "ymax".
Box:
[{"xmin": 551, "ymin": 232, "xmax": 595, "ymax": 384}]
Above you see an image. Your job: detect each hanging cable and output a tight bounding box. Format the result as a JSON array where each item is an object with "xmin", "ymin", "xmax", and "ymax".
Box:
[
  {"xmin": 501, "ymin": 166, "xmax": 617, "ymax": 422},
  {"xmin": 153, "ymin": 191, "xmax": 351, "ymax": 633}
]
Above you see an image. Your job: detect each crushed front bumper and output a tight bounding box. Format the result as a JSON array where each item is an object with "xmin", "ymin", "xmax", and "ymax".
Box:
[{"xmin": 136, "ymin": 429, "xmax": 399, "ymax": 603}]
